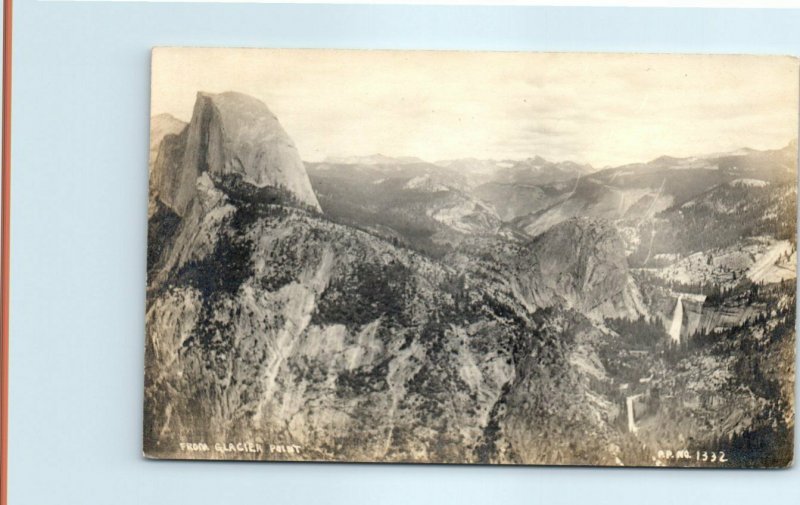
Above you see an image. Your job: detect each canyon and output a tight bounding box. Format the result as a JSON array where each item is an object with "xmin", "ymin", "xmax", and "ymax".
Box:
[{"xmin": 144, "ymin": 91, "xmax": 796, "ymax": 467}]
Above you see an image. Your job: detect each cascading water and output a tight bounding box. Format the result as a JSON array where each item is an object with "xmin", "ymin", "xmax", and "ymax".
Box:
[
  {"xmin": 626, "ymin": 395, "xmax": 640, "ymax": 433},
  {"xmin": 668, "ymin": 296, "xmax": 683, "ymax": 344}
]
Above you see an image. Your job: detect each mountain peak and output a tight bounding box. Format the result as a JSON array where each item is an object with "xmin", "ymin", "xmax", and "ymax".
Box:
[
  {"xmin": 152, "ymin": 112, "xmax": 182, "ymax": 122},
  {"xmin": 152, "ymin": 91, "xmax": 321, "ymax": 215},
  {"xmin": 322, "ymin": 153, "xmax": 425, "ymax": 165}
]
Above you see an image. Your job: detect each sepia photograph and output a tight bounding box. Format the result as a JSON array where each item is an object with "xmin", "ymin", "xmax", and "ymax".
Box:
[{"xmin": 144, "ymin": 48, "xmax": 797, "ymax": 467}]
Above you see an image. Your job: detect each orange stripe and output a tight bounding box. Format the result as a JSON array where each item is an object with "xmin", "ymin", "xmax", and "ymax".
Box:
[{"xmin": 1, "ymin": 0, "xmax": 11, "ymax": 502}]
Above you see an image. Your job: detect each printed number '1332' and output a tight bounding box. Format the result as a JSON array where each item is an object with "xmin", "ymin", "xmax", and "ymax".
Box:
[{"xmin": 698, "ymin": 451, "xmax": 727, "ymax": 463}]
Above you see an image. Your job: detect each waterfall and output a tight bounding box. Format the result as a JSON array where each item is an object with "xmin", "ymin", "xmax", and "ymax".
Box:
[
  {"xmin": 668, "ymin": 296, "xmax": 683, "ymax": 344},
  {"xmin": 626, "ymin": 395, "xmax": 639, "ymax": 433}
]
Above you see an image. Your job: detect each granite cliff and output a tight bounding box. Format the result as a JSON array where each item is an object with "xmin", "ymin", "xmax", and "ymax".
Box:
[{"xmin": 151, "ymin": 91, "xmax": 320, "ymax": 217}]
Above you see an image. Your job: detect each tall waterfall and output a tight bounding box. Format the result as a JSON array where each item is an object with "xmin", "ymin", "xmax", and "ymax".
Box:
[
  {"xmin": 668, "ymin": 296, "xmax": 683, "ymax": 344},
  {"xmin": 626, "ymin": 395, "xmax": 639, "ymax": 433}
]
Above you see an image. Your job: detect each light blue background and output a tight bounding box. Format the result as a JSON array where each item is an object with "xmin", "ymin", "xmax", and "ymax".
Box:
[{"xmin": 8, "ymin": 1, "xmax": 800, "ymax": 503}]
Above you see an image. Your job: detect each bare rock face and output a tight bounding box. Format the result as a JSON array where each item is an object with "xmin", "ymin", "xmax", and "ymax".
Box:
[
  {"xmin": 149, "ymin": 113, "xmax": 187, "ymax": 171},
  {"xmin": 145, "ymin": 182, "xmax": 647, "ymax": 464},
  {"xmin": 148, "ymin": 114, "xmax": 188, "ymax": 218},
  {"xmin": 153, "ymin": 92, "xmax": 321, "ymax": 216},
  {"xmin": 144, "ymin": 192, "xmax": 529, "ymax": 462},
  {"xmin": 515, "ymin": 217, "xmax": 646, "ymax": 320}
]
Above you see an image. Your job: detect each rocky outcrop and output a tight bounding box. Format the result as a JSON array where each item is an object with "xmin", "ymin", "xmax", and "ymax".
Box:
[
  {"xmin": 677, "ymin": 295, "xmax": 705, "ymax": 341},
  {"xmin": 152, "ymin": 91, "xmax": 320, "ymax": 216},
  {"xmin": 148, "ymin": 114, "xmax": 188, "ymax": 218},
  {"xmin": 149, "ymin": 113, "xmax": 187, "ymax": 171},
  {"xmin": 514, "ymin": 218, "xmax": 646, "ymax": 320},
  {"xmin": 144, "ymin": 186, "xmax": 532, "ymax": 462}
]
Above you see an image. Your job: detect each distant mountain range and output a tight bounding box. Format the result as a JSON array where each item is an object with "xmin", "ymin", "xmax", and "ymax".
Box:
[{"xmin": 303, "ymin": 140, "xmax": 795, "ymax": 245}]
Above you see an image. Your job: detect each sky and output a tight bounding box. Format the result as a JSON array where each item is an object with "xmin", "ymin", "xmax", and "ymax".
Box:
[{"xmin": 151, "ymin": 48, "xmax": 799, "ymax": 167}]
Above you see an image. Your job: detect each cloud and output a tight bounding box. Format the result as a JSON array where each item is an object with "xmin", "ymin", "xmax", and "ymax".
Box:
[{"xmin": 152, "ymin": 49, "xmax": 798, "ymax": 167}]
